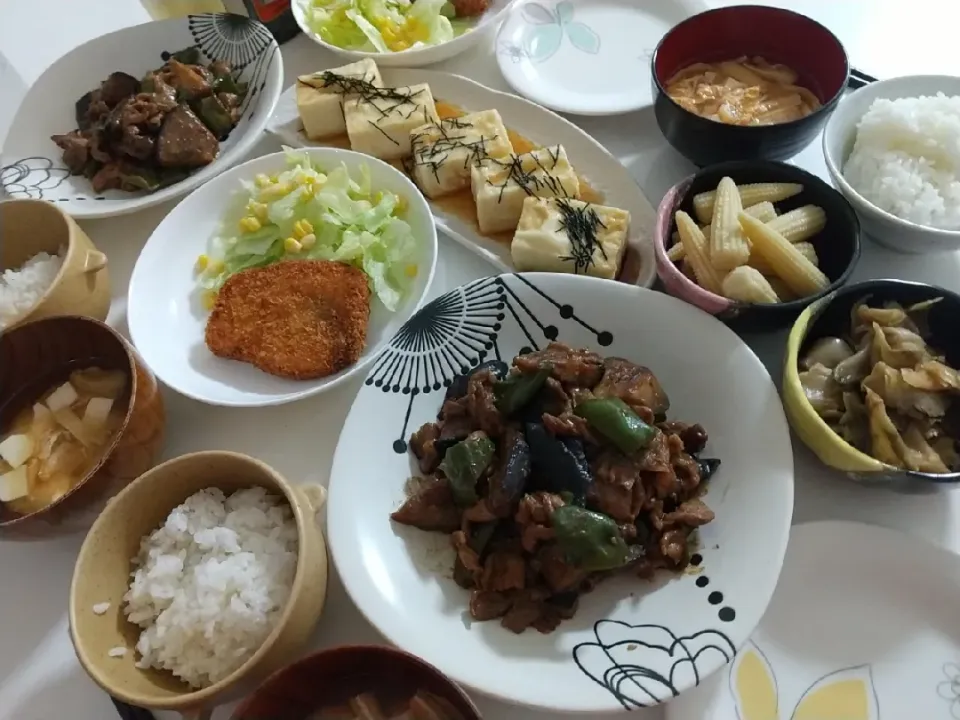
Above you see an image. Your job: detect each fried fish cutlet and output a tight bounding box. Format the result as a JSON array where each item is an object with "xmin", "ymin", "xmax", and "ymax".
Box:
[{"xmin": 205, "ymin": 260, "xmax": 371, "ymax": 380}]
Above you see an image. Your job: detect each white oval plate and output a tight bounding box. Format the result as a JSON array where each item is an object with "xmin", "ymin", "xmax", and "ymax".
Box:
[
  {"xmin": 666, "ymin": 520, "xmax": 960, "ymax": 720},
  {"xmin": 328, "ymin": 273, "xmax": 794, "ymax": 712},
  {"xmin": 127, "ymin": 147, "xmax": 438, "ymax": 407},
  {"xmin": 0, "ymin": 13, "xmax": 282, "ymax": 219},
  {"xmin": 266, "ymin": 69, "xmax": 657, "ymax": 289},
  {"xmin": 496, "ymin": 0, "xmax": 708, "ymax": 115}
]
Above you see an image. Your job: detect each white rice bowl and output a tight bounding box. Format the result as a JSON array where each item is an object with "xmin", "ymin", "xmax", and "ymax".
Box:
[
  {"xmin": 123, "ymin": 487, "xmax": 298, "ymax": 688},
  {"xmin": 843, "ymin": 93, "xmax": 960, "ymax": 230}
]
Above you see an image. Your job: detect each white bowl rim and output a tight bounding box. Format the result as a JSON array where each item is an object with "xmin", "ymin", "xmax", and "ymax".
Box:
[
  {"xmin": 291, "ymin": 0, "xmax": 518, "ymax": 61},
  {"xmin": 0, "ymin": 13, "xmax": 284, "ymax": 219},
  {"xmin": 126, "ymin": 146, "xmax": 439, "ymax": 408},
  {"xmin": 822, "ymin": 74, "xmax": 960, "ymax": 239}
]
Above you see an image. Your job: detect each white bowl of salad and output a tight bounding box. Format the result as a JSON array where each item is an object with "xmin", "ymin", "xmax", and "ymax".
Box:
[
  {"xmin": 126, "ymin": 146, "xmax": 438, "ymax": 407},
  {"xmin": 293, "ymin": 0, "xmax": 516, "ymax": 67}
]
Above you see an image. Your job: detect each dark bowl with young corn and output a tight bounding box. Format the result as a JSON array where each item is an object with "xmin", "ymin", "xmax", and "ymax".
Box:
[{"xmin": 653, "ymin": 160, "xmax": 862, "ymax": 332}]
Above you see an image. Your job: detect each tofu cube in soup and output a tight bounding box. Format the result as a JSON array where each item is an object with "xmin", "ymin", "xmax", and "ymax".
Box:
[
  {"xmin": 410, "ymin": 109, "xmax": 514, "ymax": 199},
  {"xmin": 511, "ymin": 197, "xmax": 630, "ymax": 280},
  {"xmin": 344, "ymin": 83, "xmax": 438, "ymax": 161},
  {"xmin": 471, "ymin": 144, "xmax": 580, "ymax": 234},
  {"xmin": 296, "ymin": 59, "xmax": 384, "ymax": 140}
]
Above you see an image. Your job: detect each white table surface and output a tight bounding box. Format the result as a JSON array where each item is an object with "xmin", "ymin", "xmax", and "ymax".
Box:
[{"xmin": 2, "ymin": 2, "xmax": 960, "ymax": 719}]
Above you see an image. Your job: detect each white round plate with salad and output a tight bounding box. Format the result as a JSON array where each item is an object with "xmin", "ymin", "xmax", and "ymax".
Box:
[
  {"xmin": 127, "ymin": 146, "xmax": 438, "ymax": 407},
  {"xmin": 293, "ymin": 0, "xmax": 518, "ymax": 68}
]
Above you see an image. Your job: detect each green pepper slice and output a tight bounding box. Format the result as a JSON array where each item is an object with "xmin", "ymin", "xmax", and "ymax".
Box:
[
  {"xmin": 195, "ymin": 95, "xmax": 235, "ymax": 139},
  {"xmin": 438, "ymin": 432, "xmax": 495, "ymax": 507},
  {"xmin": 551, "ymin": 505, "xmax": 628, "ymax": 571},
  {"xmin": 213, "ymin": 74, "xmax": 247, "ymax": 97},
  {"xmin": 494, "ymin": 368, "xmax": 550, "ymax": 416},
  {"xmin": 170, "ymin": 45, "xmax": 201, "ymax": 65},
  {"xmin": 574, "ymin": 397, "xmax": 657, "ymax": 455}
]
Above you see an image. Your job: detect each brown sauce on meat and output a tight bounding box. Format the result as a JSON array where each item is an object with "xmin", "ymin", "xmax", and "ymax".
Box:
[{"xmin": 392, "ymin": 343, "xmax": 720, "ymax": 635}]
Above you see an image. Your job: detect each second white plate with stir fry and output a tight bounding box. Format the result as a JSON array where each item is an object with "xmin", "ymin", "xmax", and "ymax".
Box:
[{"xmin": 327, "ymin": 272, "xmax": 795, "ymax": 712}]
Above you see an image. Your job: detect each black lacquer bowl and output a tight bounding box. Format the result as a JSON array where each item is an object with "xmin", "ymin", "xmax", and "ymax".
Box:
[
  {"xmin": 654, "ymin": 160, "xmax": 861, "ymax": 332},
  {"xmin": 651, "ymin": 5, "xmax": 849, "ymax": 166}
]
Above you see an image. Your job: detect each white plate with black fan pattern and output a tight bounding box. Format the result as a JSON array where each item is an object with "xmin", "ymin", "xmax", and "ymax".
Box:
[
  {"xmin": 0, "ymin": 13, "xmax": 282, "ymax": 219},
  {"xmin": 327, "ymin": 272, "xmax": 795, "ymax": 712}
]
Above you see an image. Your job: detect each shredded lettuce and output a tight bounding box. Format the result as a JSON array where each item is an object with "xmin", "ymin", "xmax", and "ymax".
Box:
[
  {"xmin": 300, "ymin": 0, "xmax": 464, "ymax": 52},
  {"xmin": 196, "ymin": 147, "xmax": 420, "ymax": 312}
]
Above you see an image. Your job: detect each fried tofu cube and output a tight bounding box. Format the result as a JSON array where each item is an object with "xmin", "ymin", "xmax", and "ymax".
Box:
[
  {"xmin": 470, "ymin": 144, "xmax": 579, "ymax": 235},
  {"xmin": 296, "ymin": 59, "xmax": 384, "ymax": 140},
  {"xmin": 343, "ymin": 83, "xmax": 438, "ymax": 161},
  {"xmin": 409, "ymin": 109, "xmax": 513, "ymax": 199},
  {"xmin": 511, "ymin": 197, "xmax": 630, "ymax": 280}
]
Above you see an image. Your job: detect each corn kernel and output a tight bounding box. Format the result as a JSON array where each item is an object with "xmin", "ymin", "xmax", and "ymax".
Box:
[
  {"xmin": 293, "ymin": 219, "xmax": 314, "ymax": 239},
  {"xmin": 405, "ymin": 264, "xmax": 418, "ymax": 278},
  {"xmin": 284, "ymin": 237, "xmax": 302, "ymax": 253},
  {"xmin": 300, "ymin": 233, "xmax": 316, "ymax": 250},
  {"xmin": 239, "ymin": 216, "xmax": 261, "ymax": 233},
  {"xmin": 259, "ymin": 182, "xmax": 292, "ymax": 201},
  {"xmin": 254, "ymin": 173, "xmax": 271, "ymax": 187},
  {"xmin": 208, "ymin": 259, "xmax": 225, "ymax": 275},
  {"xmin": 201, "ymin": 290, "xmax": 217, "ymax": 310},
  {"xmin": 395, "ymin": 195, "xmax": 408, "ymax": 214},
  {"xmin": 248, "ymin": 201, "xmax": 268, "ymax": 222},
  {"xmin": 195, "ymin": 254, "xmax": 209, "ymax": 272}
]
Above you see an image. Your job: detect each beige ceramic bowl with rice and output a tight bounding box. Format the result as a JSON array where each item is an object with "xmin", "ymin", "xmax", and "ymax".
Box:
[
  {"xmin": 0, "ymin": 199, "xmax": 110, "ymax": 329},
  {"xmin": 823, "ymin": 75, "xmax": 960, "ymax": 254},
  {"xmin": 69, "ymin": 451, "xmax": 329, "ymax": 719}
]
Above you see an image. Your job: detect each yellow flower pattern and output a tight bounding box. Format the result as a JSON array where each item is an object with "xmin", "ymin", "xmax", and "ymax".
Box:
[{"xmin": 731, "ymin": 642, "xmax": 880, "ymax": 720}]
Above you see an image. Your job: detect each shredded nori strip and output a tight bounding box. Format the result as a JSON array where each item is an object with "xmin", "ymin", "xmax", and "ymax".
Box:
[
  {"xmin": 486, "ymin": 145, "xmax": 572, "ymax": 204},
  {"xmin": 302, "ymin": 72, "xmax": 430, "ymax": 124},
  {"xmin": 557, "ymin": 199, "xmax": 608, "ymax": 274},
  {"xmin": 410, "ymin": 116, "xmax": 493, "ymax": 185}
]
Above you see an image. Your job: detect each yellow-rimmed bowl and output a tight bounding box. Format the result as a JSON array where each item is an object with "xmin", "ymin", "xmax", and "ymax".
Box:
[
  {"xmin": 0, "ymin": 199, "xmax": 110, "ymax": 328},
  {"xmin": 69, "ymin": 451, "xmax": 329, "ymax": 719},
  {"xmin": 783, "ymin": 278, "xmax": 960, "ymax": 492}
]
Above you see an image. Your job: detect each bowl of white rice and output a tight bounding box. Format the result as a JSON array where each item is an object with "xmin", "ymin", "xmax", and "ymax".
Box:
[
  {"xmin": 823, "ymin": 75, "xmax": 960, "ymax": 254},
  {"xmin": 68, "ymin": 450, "xmax": 329, "ymax": 716},
  {"xmin": 0, "ymin": 199, "xmax": 111, "ymax": 329}
]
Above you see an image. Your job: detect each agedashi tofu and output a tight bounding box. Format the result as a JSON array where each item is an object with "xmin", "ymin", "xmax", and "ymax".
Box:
[
  {"xmin": 410, "ymin": 109, "xmax": 514, "ymax": 199},
  {"xmin": 470, "ymin": 145, "xmax": 580, "ymax": 235},
  {"xmin": 296, "ymin": 59, "xmax": 384, "ymax": 141},
  {"xmin": 344, "ymin": 83, "xmax": 438, "ymax": 161},
  {"xmin": 511, "ymin": 197, "xmax": 630, "ymax": 280}
]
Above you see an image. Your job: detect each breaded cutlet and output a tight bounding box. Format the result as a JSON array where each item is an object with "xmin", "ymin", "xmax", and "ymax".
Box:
[{"xmin": 204, "ymin": 260, "xmax": 371, "ymax": 380}]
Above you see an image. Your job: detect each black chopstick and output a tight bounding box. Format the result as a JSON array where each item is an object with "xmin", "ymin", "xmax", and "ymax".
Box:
[
  {"xmin": 111, "ymin": 697, "xmax": 156, "ymax": 720},
  {"xmin": 848, "ymin": 67, "xmax": 879, "ymax": 90}
]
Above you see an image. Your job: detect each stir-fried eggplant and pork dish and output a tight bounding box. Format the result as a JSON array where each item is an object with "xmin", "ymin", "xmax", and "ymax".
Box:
[
  {"xmin": 51, "ymin": 47, "xmax": 248, "ymax": 194},
  {"xmin": 391, "ymin": 343, "xmax": 721, "ymax": 635}
]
